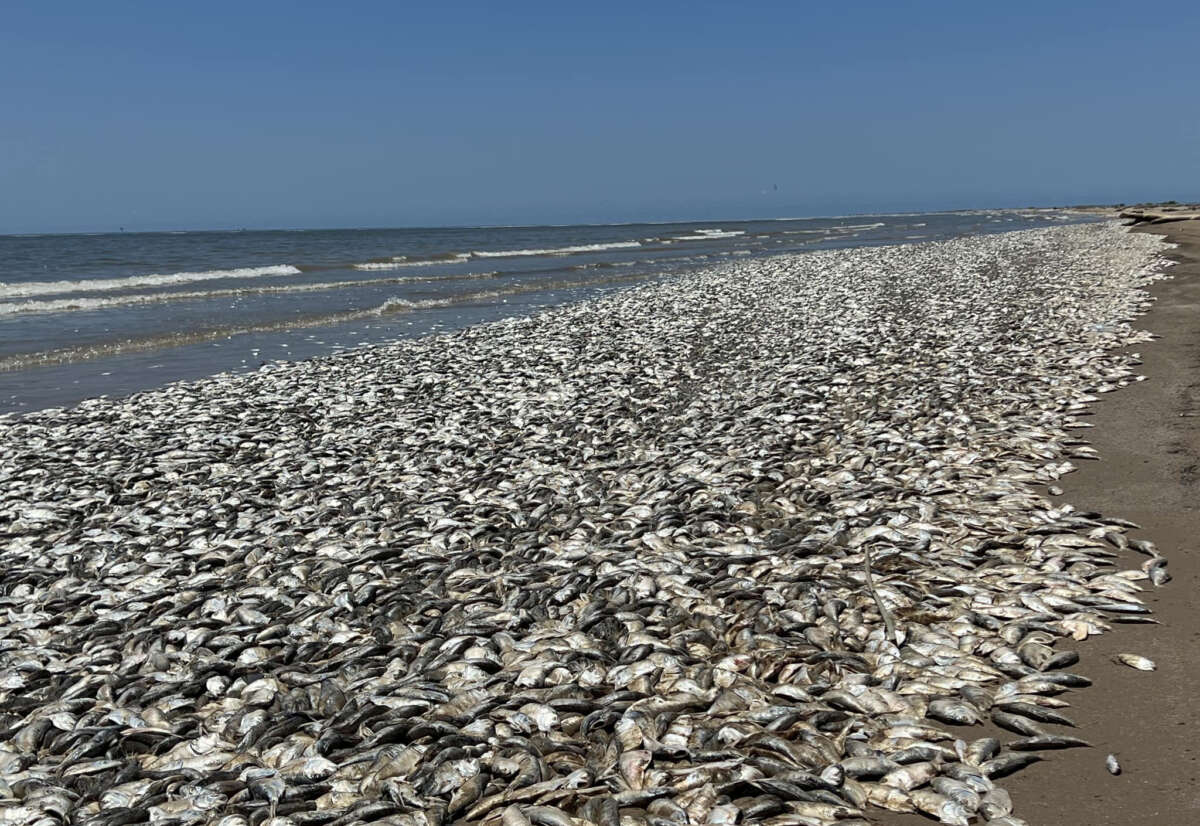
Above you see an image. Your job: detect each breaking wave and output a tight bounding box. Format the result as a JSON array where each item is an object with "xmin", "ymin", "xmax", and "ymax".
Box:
[
  {"xmin": 668, "ymin": 229, "xmax": 747, "ymax": 241},
  {"xmin": 354, "ymin": 254, "xmax": 471, "ymax": 270},
  {"xmin": 469, "ymin": 241, "xmax": 643, "ymax": 258},
  {"xmin": 0, "ymin": 265, "xmax": 302, "ymax": 299},
  {"xmin": 0, "ymin": 272, "xmax": 502, "ymax": 317},
  {"xmin": 0, "ymin": 270, "xmax": 658, "ymax": 372}
]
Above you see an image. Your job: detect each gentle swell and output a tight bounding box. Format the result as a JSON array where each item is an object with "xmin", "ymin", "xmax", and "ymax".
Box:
[
  {"xmin": 354, "ymin": 254, "xmax": 471, "ymax": 270},
  {"xmin": 0, "ymin": 271, "xmax": 503, "ymax": 317},
  {"xmin": 668, "ymin": 229, "xmax": 747, "ymax": 241},
  {"xmin": 0, "ymin": 270, "xmax": 657, "ymax": 371},
  {"xmin": 0, "ymin": 265, "xmax": 302, "ymax": 299},
  {"xmin": 469, "ymin": 241, "xmax": 643, "ymax": 258}
]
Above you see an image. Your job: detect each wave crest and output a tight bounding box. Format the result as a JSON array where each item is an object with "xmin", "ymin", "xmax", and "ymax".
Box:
[{"xmin": 0, "ymin": 265, "xmax": 302, "ymax": 299}]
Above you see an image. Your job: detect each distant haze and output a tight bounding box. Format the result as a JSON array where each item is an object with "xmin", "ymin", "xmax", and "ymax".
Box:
[{"xmin": 2, "ymin": 0, "xmax": 1197, "ymax": 234}]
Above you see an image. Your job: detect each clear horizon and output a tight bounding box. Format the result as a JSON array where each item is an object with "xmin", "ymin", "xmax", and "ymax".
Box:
[
  {"xmin": 0, "ymin": 202, "xmax": 1107, "ymax": 238},
  {"xmin": 3, "ymin": 0, "xmax": 1197, "ymax": 234}
]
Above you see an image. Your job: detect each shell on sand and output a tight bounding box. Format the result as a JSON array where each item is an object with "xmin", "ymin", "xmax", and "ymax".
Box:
[{"xmin": 0, "ymin": 223, "xmax": 1170, "ymax": 824}]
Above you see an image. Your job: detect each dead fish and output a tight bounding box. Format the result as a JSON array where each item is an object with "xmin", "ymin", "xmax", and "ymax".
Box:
[
  {"xmin": 958, "ymin": 739, "xmax": 998, "ymax": 770},
  {"xmin": 1008, "ymin": 735, "xmax": 1092, "ymax": 751},
  {"xmin": 841, "ymin": 756, "xmax": 900, "ymax": 779},
  {"xmin": 980, "ymin": 752, "xmax": 1042, "ymax": 778},
  {"xmin": 1113, "ymin": 653, "xmax": 1156, "ymax": 671},
  {"xmin": 991, "ymin": 711, "xmax": 1045, "ymax": 737},
  {"xmin": 909, "ymin": 789, "xmax": 971, "ymax": 825},
  {"xmin": 501, "ymin": 805, "xmax": 531, "ymax": 826},
  {"xmin": 979, "ymin": 787, "xmax": 1013, "ymax": 819},
  {"xmin": 881, "ymin": 761, "xmax": 939, "ymax": 791},
  {"xmin": 0, "ymin": 223, "xmax": 1169, "ymax": 823},
  {"xmin": 994, "ymin": 702, "xmax": 1076, "ymax": 727},
  {"xmin": 1142, "ymin": 556, "xmax": 1171, "ymax": 586},
  {"xmin": 930, "ymin": 776, "xmax": 981, "ymax": 811},
  {"xmin": 927, "ymin": 699, "xmax": 982, "ymax": 726}
]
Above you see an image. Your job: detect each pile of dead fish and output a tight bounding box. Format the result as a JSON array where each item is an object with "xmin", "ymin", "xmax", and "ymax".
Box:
[{"xmin": 0, "ymin": 223, "xmax": 1171, "ymax": 826}]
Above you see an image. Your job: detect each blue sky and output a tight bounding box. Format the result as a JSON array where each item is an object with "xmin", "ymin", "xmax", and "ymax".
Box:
[{"xmin": 2, "ymin": 1, "xmax": 1197, "ymax": 232}]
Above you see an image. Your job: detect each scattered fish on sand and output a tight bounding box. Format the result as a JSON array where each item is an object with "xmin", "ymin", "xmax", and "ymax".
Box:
[{"xmin": 0, "ymin": 223, "xmax": 1171, "ymax": 824}]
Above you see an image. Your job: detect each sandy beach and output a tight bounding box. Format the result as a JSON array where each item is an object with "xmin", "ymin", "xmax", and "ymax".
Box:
[
  {"xmin": 7, "ymin": 2, "xmax": 1195, "ymax": 819},
  {"xmin": 1001, "ymin": 219, "xmax": 1200, "ymax": 824},
  {"xmin": 879, "ymin": 217, "xmax": 1200, "ymax": 826},
  {"xmin": 0, "ymin": 222, "xmax": 1188, "ymax": 824}
]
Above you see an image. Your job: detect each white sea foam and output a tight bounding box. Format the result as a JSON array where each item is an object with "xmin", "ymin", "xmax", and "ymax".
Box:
[
  {"xmin": 355, "ymin": 261, "xmax": 423, "ymax": 271},
  {"xmin": 670, "ymin": 229, "xmax": 746, "ymax": 240},
  {"xmin": 0, "ymin": 265, "xmax": 302, "ymax": 299},
  {"xmin": 373, "ymin": 297, "xmax": 419, "ymax": 313},
  {"xmin": 0, "ymin": 297, "xmax": 140, "ymax": 315},
  {"xmin": 355, "ymin": 244, "xmax": 642, "ymax": 266},
  {"xmin": 354, "ymin": 254, "xmax": 472, "ymax": 270},
  {"xmin": 470, "ymin": 241, "xmax": 642, "ymax": 258},
  {"xmin": 0, "ymin": 270, "xmax": 504, "ymax": 316}
]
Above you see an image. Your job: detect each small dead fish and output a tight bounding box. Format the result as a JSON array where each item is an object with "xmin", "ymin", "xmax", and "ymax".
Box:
[
  {"xmin": 618, "ymin": 750, "xmax": 652, "ymax": 789},
  {"xmin": 448, "ymin": 771, "xmax": 490, "ymax": 816},
  {"xmin": 940, "ymin": 763, "xmax": 993, "ymax": 792},
  {"xmin": 979, "ymin": 787, "xmax": 1013, "ymax": 819},
  {"xmin": 927, "ymin": 699, "xmax": 981, "ymax": 726},
  {"xmin": 1008, "ymin": 735, "xmax": 1092, "ymax": 751},
  {"xmin": 909, "ymin": 789, "xmax": 970, "ymax": 825},
  {"xmin": 980, "ymin": 752, "xmax": 1042, "ymax": 778},
  {"xmin": 525, "ymin": 806, "xmax": 576, "ymax": 826},
  {"xmin": 865, "ymin": 782, "xmax": 916, "ymax": 813},
  {"xmin": 1037, "ymin": 671, "xmax": 1092, "ymax": 688},
  {"xmin": 1128, "ymin": 538, "xmax": 1158, "ymax": 556},
  {"xmin": 881, "ymin": 761, "xmax": 938, "ymax": 791},
  {"xmin": 1113, "ymin": 653, "xmax": 1156, "ymax": 671},
  {"xmin": 964, "ymin": 737, "xmax": 1001, "ymax": 766},
  {"xmin": 841, "ymin": 755, "xmax": 899, "ymax": 779},
  {"xmin": 930, "ymin": 776, "xmax": 981, "ymax": 811},
  {"xmin": 994, "ymin": 702, "xmax": 1076, "ymax": 727},
  {"xmin": 1143, "ymin": 557, "xmax": 1171, "ymax": 586},
  {"xmin": 501, "ymin": 805, "xmax": 531, "ymax": 826},
  {"xmin": 991, "ymin": 711, "xmax": 1044, "ymax": 737}
]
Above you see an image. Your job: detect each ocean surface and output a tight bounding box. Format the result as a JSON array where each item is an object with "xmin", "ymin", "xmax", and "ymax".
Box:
[{"xmin": 0, "ymin": 209, "xmax": 1097, "ymax": 414}]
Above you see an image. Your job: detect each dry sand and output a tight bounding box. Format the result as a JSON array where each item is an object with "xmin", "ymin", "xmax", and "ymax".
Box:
[
  {"xmin": 1003, "ymin": 220, "xmax": 1200, "ymax": 824},
  {"xmin": 879, "ymin": 220, "xmax": 1200, "ymax": 825}
]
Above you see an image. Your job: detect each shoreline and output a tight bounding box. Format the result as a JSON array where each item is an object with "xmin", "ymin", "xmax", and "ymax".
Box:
[
  {"xmin": 1003, "ymin": 219, "xmax": 1200, "ymax": 824},
  {"xmin": 0, "ymin": 222, "xmax": 1183, "ymax": 824},
  {"xmin": 878, "ymin": 219, "xmax": 1200, "ymax": 826},
  {"xmin": 0, "ymin": 209, "xmax": 1096, "ymax": 417}
]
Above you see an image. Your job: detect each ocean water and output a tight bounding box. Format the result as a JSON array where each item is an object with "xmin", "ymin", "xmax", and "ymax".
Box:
[{"xmin": 0, "ymin": 209, "xmax": 1096, "ymax": 414}]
